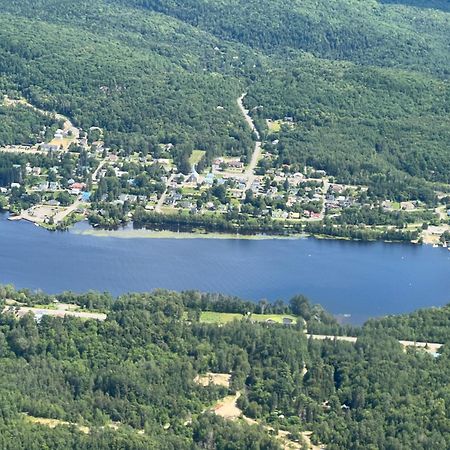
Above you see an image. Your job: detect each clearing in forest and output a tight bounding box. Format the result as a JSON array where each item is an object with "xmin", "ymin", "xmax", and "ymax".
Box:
[
  {"xmin": 200, "ymin": 311, "xmax": 298, "ymax": 325},
  {"xmin": 189, "ymin": 150, "xmax": 206, "ymax": 167}
]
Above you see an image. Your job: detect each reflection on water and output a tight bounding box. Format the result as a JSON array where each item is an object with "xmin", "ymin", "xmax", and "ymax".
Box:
[{"xmin": 1, "ymin": 214, "xmax": 449, "ymax": 324}]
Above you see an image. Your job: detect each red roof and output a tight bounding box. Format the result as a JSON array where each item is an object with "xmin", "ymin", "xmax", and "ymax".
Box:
[{"xmin": 70, "ymin": 182, "xmax": 85, "ymax": 190}]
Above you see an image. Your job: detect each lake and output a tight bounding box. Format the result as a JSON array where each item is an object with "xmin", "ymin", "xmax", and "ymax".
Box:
[{"xmin": 1, "ymin": 214, "xmax": 449, "ymax": 324}]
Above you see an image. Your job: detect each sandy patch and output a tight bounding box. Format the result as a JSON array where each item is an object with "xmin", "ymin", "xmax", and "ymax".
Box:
[{"xmin": 194, "ymin": 372, "xmax": 231, "ymax": 388}]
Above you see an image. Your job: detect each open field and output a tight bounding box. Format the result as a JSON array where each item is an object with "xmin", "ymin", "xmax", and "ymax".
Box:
[
  {"xmin": 49, "ymin": 136, "xmax": 75, "ymax": 151},
  {"xmin": 266, "ymin": 119, "xmax": 282, "ymax": 132},
  {"xmin": 200, "ymin": 311, "xmax": 298, "ymax": 325},
  {"xmin": 211, "ymin": 391, "xmax": 320, "ymax": 449},
  {"xmin": 24, "ymin": 415, "xmax": 90, "ymax": 434},
  {"xmin": 189, "ymin": 150, "xmax": 206, "ymax": 167},
  {"xmin": 308, "ymin": 334, "xmax": 443, "ymax": 355},
  {"xmin": 4, "ymin": 303, "xmax": 107, "ymax": 321},
  {"xmin": 194, "ymin": 372, "xmax": 231, "ymax": 388}
]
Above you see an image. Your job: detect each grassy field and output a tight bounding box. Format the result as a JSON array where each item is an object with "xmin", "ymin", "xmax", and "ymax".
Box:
[
  {"xmin": 200, "ymin": 311, "xmax": 298, "ymax": 325},
  {"xmin": 267, "ymin": 119, "xmax": 282, "ymax": 132},
  {"xmin": 189, "ymin": 150, "xmax": 206, "ymax": 167}
]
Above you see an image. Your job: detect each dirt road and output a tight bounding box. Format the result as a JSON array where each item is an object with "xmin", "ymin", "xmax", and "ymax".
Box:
[{"xmin": 308, "ymin": 334, "xmax": 442, "ymax": 355}]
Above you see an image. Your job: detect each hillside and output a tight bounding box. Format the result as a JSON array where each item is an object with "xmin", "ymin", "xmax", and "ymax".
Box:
[
  {"xmin": 0, "ymin": 287, "xmax": 450, "ymax": 449},
  {"xmin": 0, "ymin": 0, "xmax": 449, "ymax": 193}
]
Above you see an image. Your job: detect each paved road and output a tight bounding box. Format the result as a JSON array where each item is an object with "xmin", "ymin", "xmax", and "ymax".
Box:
[
  {"xmin": 52, "ymin": 198, "xmax": 83, "ymax": 224},
  {"xmin": 237, "ymin": 93, "xmax": 260, "ymax": 139},
  {"xmin": 155, "ymin": 174, "xmax": 175, "ymax": 212},
  {"xmin": 0, "ymin": 146, "xmax": 42, "ymax": 154},
  {"xmin": 237, "ymin": 94, "xmax": 262, "ymax": 195},
  {"xmin": 92, "ymin": 158, "xmax": 108, "ymax": 183}
]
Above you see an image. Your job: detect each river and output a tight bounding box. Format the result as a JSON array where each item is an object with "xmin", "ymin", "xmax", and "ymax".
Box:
[{"xmin": 1, "ymin": 214, "xmax": 449, "ymax": 324}]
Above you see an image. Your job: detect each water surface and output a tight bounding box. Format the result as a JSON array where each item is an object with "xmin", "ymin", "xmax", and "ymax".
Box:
[{"xmin": 1, "ymin": 214, "xmax": 449, "ymax": 324}]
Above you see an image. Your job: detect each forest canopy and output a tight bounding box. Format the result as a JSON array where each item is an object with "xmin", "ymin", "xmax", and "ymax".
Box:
[
  {"xmin": 0, "ymin": 286, "xmax": 449, "ymax": 449},
  {"xmin": 0, "ymin": 0, "xmax": 449, "ymax": 194}
]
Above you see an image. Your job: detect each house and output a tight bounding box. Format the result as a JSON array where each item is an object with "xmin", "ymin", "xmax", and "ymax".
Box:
[
  {"xmin": 187, "ymin": 168, "xmax": 200, "ymax": 184},
  {"xmin": 34, "ymin": 182, "xmax": 48, "ymax": 192},
  {"xmin": 330, "ymin": 184, "xmax": 344, "ymax": 194},
  {"xmin": 40, "ymin": 143, "xmax": 60, "ymax": 152},
  {"xmin": 179, "ymin": 201, "xmax": 193, "ymax": 209},
  {"xmin": 10, "ymin": 182, "xmax": 21, "ymax": 189},
  {"xmin": 54, "ymin": 129, "xmax": 64, "ymax": 139},
  {"xmin": 228, "ymin": 160, "xmax": 244, "ymax": 170},
  {"xmin": 283, "ymin": 317, "xmax": 294, "ymax": 325},
  {"xmin": 272, "ymin": 209, "xmax": 288, "ymax": 219},
  {"xmin": 70, "ymin": 182, "xmax": 85, "ymax": 191},
  {"xmin": 204, "ymin": 172, "xmax": 215, "ymax": 185},
  {"xmin": 401, "ymin": 201, "xmax": 415, "ymax": 211}
]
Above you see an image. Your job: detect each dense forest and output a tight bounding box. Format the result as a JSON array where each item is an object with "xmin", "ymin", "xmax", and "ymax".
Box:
[
  {"xmin": 0, "ymin": 286, "xmax": 449, "ymax": 449},
  {"xmin": 0, "ymin": 0, "xmax": 449, "ymax": 198},
  {"xmin": 0, "ymin": 103, "xmax": 57, "ymax": 146}
]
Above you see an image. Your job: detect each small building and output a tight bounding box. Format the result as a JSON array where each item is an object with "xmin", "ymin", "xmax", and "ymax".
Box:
[
  {"xmin": 204, "ymin": 172, "xmax": 215, "ymax": 185},
  {"xmin": 40, "ymin": 143, "xmax": 60, "ymax": 152},
  {"xmin": 187, "ymin": 168, "xmax": 200, "ymax": 184},
  {"xmin": 228, "ymin": 160, "xmax": 244, "ymax": 170},
  {"xmin": 70, "ymin": 182, "xmax": 85, "ymax": 191}
]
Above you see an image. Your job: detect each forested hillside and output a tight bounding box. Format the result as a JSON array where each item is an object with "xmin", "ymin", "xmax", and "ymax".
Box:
[
  {"xmin": 0, "ymin": 0, "xmax": 449, "ymax": 193},
  {"xmin": 0, "ymin": 286, "xmax": 450, "ymax": 449},
  {"xmin": 122, "ymin": 0, "xmax": 450, "ymax": 75}
]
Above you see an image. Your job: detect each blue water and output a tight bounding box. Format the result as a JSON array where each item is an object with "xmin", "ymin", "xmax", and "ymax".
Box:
[{"xmin": 0, "ymin": 214, "xmax": 449, "ymax": 324}]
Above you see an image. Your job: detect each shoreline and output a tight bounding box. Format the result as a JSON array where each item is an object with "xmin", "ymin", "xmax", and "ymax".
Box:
[
  {"xmin": 71, "ymin": 227, "xmax": 302, "ymax": 240},
  {"xmin": 72, "ymin": 225, "xmax": 422, "ymax": 246},
  {"xmin": 2, "ymin": 212, "xmax": 447, "ymax": 247}
]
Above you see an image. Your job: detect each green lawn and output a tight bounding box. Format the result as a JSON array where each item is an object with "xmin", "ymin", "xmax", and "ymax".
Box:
[
  {"xmin": 200, "ymin": 311, "xmax": 298, "ymax": 325},
  {"xmin": 267, "ymin": 119, "xmax": 282, "ymax": 132},
  {"xmin": 189, "ymin": 150, "xmax": 206, "ymax": 167}
]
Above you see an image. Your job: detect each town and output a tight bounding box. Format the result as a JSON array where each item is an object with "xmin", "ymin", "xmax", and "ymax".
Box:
[{"xmin": 1, "ymin": 95, "xmax": 449, "ymax": 246}]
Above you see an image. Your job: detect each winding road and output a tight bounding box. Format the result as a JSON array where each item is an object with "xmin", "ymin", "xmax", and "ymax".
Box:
[{"xmin": 237, "ymin": 94, "xmax": 262, "ymax": 194}]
